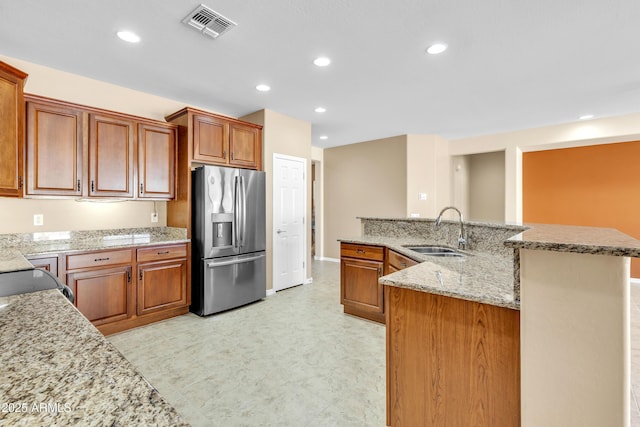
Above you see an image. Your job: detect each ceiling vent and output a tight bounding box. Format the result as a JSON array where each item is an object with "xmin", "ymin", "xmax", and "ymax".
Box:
[{"xmin": 182, "ymin": 4, "xmax": 237, "ymax": 39}]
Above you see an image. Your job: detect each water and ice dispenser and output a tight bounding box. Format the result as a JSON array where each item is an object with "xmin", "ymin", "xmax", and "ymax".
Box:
[{"xmin": 211, "ymin": 213, "xmax": 233, "ymax": 248}]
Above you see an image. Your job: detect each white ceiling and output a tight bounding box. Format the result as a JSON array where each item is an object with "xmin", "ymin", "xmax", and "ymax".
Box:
[{"xmin": 1, "ymin": 0, "xmax": 639, "ymax": 148}]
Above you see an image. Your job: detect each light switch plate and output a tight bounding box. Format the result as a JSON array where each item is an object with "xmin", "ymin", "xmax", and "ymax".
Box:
[
  {"xmin": 419, "ymin": 192, "xmax": 428, "ymax": 201},
  {"xmin": 33, "ymin": 214, "xmax": 43, "ymax": 226}
]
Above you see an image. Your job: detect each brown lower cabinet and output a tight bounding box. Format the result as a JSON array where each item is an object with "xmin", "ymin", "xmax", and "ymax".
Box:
[
  {"xmin": 61, "ymin": 243, "xmax": 189, "ymax": 335},
  {"xmin": 136, "ymin": 244, "xmax": 188, "ymax": 316},
  {"xmin": 340, "ymin": 243, "xmax": 420, "ymax": 324},
  {"xmin": 385, "ymin": 286, "xmax": 520, "ymax": 426},
  {"xmin": 340, "ymin": 243, "xmax": 385, "ymax": 323},
  {"xmin": 26, "ymin": 255, "xmax": 58, "ymax": 276},
  {"xmin": 67, "ymin": 265, "xmax": 133, "ymax": 325}
]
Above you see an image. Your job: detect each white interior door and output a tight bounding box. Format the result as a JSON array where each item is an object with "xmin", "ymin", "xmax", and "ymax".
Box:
[{"xmin": 273, "ymin": 154, "xmax": 306, "ymax": 291}]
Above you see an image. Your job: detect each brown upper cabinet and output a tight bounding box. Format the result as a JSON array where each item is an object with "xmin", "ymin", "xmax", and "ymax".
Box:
[
  {"xmin": 0, "ymin": 61, "xmax": 27, "ymax": 197},
  {"xmin": 24, "ymin": 94, "xmax": 177, "ymax": 200},
  {"xmin": 26, "ymin": 99, "xmax": 83, "ymax": 196},
  {"xmin": 88, "ymin": 113, "xmax": 136, "ymax": 198},
  {"xmin": 166, "ymin": 107, "xmax": 263, "ymax": 171},
  {"xmin": 137, "ymin": 123, "xmax": 176, "ymax": 199}
]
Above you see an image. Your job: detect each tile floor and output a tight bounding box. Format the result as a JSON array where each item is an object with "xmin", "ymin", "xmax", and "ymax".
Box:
[
  {"xmin": 108, "ymin": 260, "xmax": 386, "ymax": 426},
  {"xmin": 109, "ymin": 261, "xmax": 640, "ymax": 426}
]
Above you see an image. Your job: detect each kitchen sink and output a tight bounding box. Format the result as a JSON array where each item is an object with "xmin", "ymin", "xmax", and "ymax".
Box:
[{"xmin": 403, "ymin": 246, "xmax": 466, "ymax": 257}]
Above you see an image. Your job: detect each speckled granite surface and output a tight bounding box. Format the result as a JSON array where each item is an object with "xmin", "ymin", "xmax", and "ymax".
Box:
[
  {"xmin": 505, "ymin": 223, "xmax": 640, "ymax": 256},
  {"xmin": 340, "ymin": 235, "xmax": 519, "ymax": 310},
  {"xmin": 0, "ymin": 249, "xmax": 33, "ymax": 273},
  {"xmin": 350, "ymin": 218, "xmax": 640, "ymax": 311},
  {"xmin": 0, "ymin": 227, "xmax": 188, "ymax": 257},
  {"xmin": 0, "ymin": 289, "xmax": 188, "ymax": 426},
  {"xmin": 359, "ymin": 217, "xmax": 526, "ymax": 257}
]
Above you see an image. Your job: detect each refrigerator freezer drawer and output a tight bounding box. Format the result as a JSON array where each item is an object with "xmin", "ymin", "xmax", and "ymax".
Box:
[{"xmin": 193, "ymin": 252, "xmax": 266, "ymax": 316}]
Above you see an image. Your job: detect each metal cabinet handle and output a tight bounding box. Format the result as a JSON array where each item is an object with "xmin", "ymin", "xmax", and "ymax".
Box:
[
  {"xmin": 90, "ymin": 180, "xmax": 95, "ymax": 193},
  {"xmin": 223, "ymin": 150, "xmax": 226, "ymax": 159},
  {"xmin": 157, "ymin": 251, "xmax": 170, "ymax": 255},
  {"xmin": 139, "ymin": 270, "xmax": 143, "ymax": 281},
  {"xmin": 140, "ymin": 183, "xmax": 144, "ymax": 194},
  {"xmin": 94, "ymin": 257, "xmax": 110, "ymax": 262},
  {"xmin": 276, "ymin": 229, "xmax": 286, "ymax": 234},
  {"xmin": 127, "ymin": 270, "xmax": 131, "ymax": 283},
  {"xmin": 77, "ymin": 179, "xmax": 81, "ymax": 192},
  {"xmin": 356, "ymin": 249, "xmax": 365, "ymax": 254},
  {"xmin": 400, "ymin": 262, "xmax": 407, "ymax": 268},
  {"xmin": 231, "ymin": 152, "xmax": 234, "ymax": 160}
]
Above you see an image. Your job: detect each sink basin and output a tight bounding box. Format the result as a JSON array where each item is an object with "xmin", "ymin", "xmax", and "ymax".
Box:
[
  {"xmin": 404, "ymin": 246, "xmax": 455, "ymax": 254},
  {"xmin": 404, "ymin": 246, "xmax": 466, "ymax": 257}
]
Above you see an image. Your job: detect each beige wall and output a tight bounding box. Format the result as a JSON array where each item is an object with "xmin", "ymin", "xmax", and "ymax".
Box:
[
  {"xmin": 520, "ymin": 249, "xmax": 630, "ymax": 426},
  {"xmin": 323, "ymin": 136, "xmax": 407, "ymax": 259},
  {"xmin": 241, "ymin": 109, "xmax": 312, "ymax": 289},
  {"xmin": 0, "ymin": 54, "xmax": 222, "ymax": 234},
  {"xmin": 467, "ymin": 151, "xmax": 505, "ymax": 222},
  {"xmin": 406, "ymin": 134, "xmax": 450, "ymax": 218}
]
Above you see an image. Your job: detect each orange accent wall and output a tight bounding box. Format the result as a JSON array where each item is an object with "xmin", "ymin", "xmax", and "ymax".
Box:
[{"xmin": 523, "ymin": 141, "xmax": 640, "ymax": 278}]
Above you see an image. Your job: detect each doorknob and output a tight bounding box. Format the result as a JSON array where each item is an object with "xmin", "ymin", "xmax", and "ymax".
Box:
[{"xmin": 276, "ymin": 229, "xmax": 286, "ymax": 234}]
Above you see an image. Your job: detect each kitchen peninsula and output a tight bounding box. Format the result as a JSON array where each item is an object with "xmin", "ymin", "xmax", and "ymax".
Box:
[{"xmin": 341, "ymin": 217, "xmax": 640, "ymax": 427}]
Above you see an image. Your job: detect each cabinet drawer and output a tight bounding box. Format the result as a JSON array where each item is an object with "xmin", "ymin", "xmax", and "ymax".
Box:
[
  {"xmin": 137, "ymin": 244, "xmax": 187, "ymax": 263},
  {"xmin": 340, "ymin": 243, "xmax": 384, "ymax": 261},
  {"xmin": 388, "ymin": 250, "xmax": 419, "ymax": 271},
  {"xmin": 66, "ymin": 249, "xmax": 133, "ymax": 270}
]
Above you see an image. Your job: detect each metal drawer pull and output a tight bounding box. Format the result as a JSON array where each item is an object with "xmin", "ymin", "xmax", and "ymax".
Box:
[
  {"xmin": 400, "ymin": 262, "xmax": 407, "ymax": 267},
  {"xmin": 157, "ymin": 251, "xmax": 170, "ymax": 255},
  {"xmin": 94, "ymin": 257, "xmax": 110, "ymax": 262},
  {"xmin": 356, "ymin": 249, "xmax": 365, "ymax": 254}
]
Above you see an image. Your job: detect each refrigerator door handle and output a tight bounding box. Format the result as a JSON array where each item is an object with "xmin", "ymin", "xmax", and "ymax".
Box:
[
  {"xmin": 206, "ymin": 253, "xmax": 266, "ymax": 268},
  {"xmin": 234, "ymin": 175, "xmax": 240, "ymax": 249},
  {"xmin": 240, "ymin": 175, "xmax": 247, "ymax": 247}
]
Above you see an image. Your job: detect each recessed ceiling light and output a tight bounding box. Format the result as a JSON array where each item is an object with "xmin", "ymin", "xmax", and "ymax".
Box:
[
  {"xmin": 117, "ymin": 30, "xmax": 141, "ymax": 43},
  {"xmin": 579, "ymin": 114, "xmax": 594, "ymax": 120},
  {"xmin": 426, "ymin": 43, "xmax": 447, "ymax": 55},
  {"xmin": 313, "ymin": 57, "xmax": 331, "ymax": 67},
  {"xmin": 315, "ymin": 107, "xmax": 327, "ymax": 113},
  {"xmin": 319, "ymin": 135, "xmax": 328, "ymax": 140},
  {"xmin": 255, "ymin": 84, "xmax": 271, "ymax": 92}
]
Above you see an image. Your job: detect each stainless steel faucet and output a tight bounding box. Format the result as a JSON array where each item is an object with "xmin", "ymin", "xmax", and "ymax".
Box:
[{"xmin": 434, "ymin": 206, "xmax": 467, "ymax": 250}]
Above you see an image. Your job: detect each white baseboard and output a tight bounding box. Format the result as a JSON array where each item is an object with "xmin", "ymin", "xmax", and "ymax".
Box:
[
  {"xmin": 266, "ymin": 289, "xmax": 276, "ymax": 297},
  {"xmin": 314, "ymin": 256, "xmax": 340, "ymax": 263},
  {"xmin": 304, "ymin": 277, "xmax": 313, "ymax": 284}
]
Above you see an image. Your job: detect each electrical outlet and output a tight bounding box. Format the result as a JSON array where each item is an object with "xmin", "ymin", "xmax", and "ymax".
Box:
[
  {"xmin": 33, "ymin": 214, "xmax": 44, "ymax": 226},
  {"xmin": 419, "ymin": 192, "xmax": 428, "ymax": 201},
  {"xmin": 151, "ymin": 212, "xmax": 158, "ymax": 223},
  {"xmin": 410, "ymin": 213, "xmax": 421, "ymax": 218}
]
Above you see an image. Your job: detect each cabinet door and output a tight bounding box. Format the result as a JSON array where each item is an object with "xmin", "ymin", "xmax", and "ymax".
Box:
[
  {"xmin": 192, "ymin": 114, "xmax": 228, "ymax": 164},
  {"xmin": 229, "ymin": 123, "xmax": 260, "ymax": 169},
  {"xmin": 341, "ymin": 257, "xmax": 384, "ymax": 315},
  {"xmin": 0, "ymin": 62, "xmax": 27, "ymax": 197},
  {"xmin": 137, "ymin": 259, "xmax": 187, "ymax": 316},
  {"xmin": 89, "ymin": 113, "xmax": 135, "ymax": 198},
  {"xmin": 26, "ymin": 101, "xmax": 83, "ymax": 196},
  {"xmin": 138, "ymin": 123, "xmax": 176, "ymax": 199},
  {"xmin": 27, "ymin": 256, "xmax": 58, "ymax": 277},
  {"xmin": 68, "ymin": 266, "xmax": 133, "ymax": 325}
]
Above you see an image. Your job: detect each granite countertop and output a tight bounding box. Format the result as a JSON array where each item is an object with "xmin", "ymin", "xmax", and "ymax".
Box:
[
  {"xmin": 0, "ymin": 249, "xmax": 34, "ymax": 273},
  {"xmin": 0, "ymin": 227, "xmax": 189, "ymax": 258},
  {"xmin": 0, "ymin": 289, "xmax": 188, "ymax": 426},
  {"xmin": 505, "ymin": 223, "xmax": 640, "ymax": 257},
  {"xmin": 339, "ymin": 236, "xmax": 518, "ymax": 310}
]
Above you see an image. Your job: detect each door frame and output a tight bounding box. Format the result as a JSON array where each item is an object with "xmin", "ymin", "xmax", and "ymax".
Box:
[{"xmin": 272, "ymin": 153, "xmax": 307, "ymax": 291}]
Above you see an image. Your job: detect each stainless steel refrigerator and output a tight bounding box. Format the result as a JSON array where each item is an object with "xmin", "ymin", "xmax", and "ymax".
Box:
[{"xmin": 191, "ymin": 165, "xmax": 266, "ymax": 316}]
